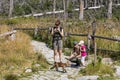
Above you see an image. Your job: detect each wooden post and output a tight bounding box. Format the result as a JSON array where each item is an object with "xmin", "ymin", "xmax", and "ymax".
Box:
[
  {"xmin": 34, "ymin": 27, "xmax": 38, "ymax": 38},
  {"xmin": 87, "ymin": 33, "xmax": 91, "ymax": 61},
  {"xmin": 79, "ymin": 0, "xmax": 84, "ymax": 20},
  {"xmin": 63, "ymin": 32, "xmax": 68, "ymax": 47},
  {"xmin": 94, "ymin": 42, "xmax": 97, "ymax": 65},
  {"xmin": 92, "ymin": 20, "xmax": 97, "ymax": 65},
  {"xmin": 92, "ymin": 20, "xmax": 97, "ymax": 48},
  {"xmin": 87, "ymin": 33, "xmax": 91, "ymax": 50}
]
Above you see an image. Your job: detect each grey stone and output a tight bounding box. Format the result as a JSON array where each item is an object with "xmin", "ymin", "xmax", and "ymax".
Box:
[
  {"xmin": 102, "ymin": 58, "xmax": 113, "ymax": 65},
  {"xmin": 25, "ymin": 68, "xmax": 32, "ymax": 73},
  {"xmin": 114, "ymin": 66, "xmax": 120, "ymax": 77},
  {"xmin": 77, "ymin": 76, "xmax": 99, "ymax": 80}
]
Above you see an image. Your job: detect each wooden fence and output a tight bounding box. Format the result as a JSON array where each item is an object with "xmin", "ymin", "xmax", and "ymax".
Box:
[
  {"xmin": 0, "ymin": 30, "xmax": 16, "ymax": 41},
  {"xmin": 1, "ymin": 26, "xmax": 120, "ymax": 65}
]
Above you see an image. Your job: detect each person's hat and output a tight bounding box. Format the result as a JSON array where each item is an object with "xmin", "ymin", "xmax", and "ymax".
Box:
[
  {"xmin": 73, "ymin": 41, "xmax": 78, "ymax": 45},
  {"xmin": 78, "ymin": 40, "xmax": 84, "ymax": 45}
]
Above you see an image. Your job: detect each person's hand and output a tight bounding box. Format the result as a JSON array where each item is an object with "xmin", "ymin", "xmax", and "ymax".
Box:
[
  {"xmin": 56, "ymin": 28, "xmax": 60, "ymax": 32},
  {"xmin": 76, "ymin": 55, "xmax": 81, "ymax": 58},
  {"xmin": 53, "ymin": 28, "xmax": 57, "ymax": 32}
]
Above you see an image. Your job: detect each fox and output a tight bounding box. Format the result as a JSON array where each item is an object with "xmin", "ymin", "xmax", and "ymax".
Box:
[{"xmin": 50, "ymin": 61, "xmax": 70, "ymax": 73}]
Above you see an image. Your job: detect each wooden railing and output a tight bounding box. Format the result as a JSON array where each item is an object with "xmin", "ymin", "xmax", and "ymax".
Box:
[
  {"xmin": 0, "ymin": 30, "xmax": 17, "ymax": 40},
  {"xmin": 1, "ymin": 25, "xmax": 119, "ymax": 53}
]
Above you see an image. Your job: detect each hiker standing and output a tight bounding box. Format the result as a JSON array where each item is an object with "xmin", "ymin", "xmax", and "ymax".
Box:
[{"xmin": 51, "ymin": 20, "xmax": 64, "ymax": 62}]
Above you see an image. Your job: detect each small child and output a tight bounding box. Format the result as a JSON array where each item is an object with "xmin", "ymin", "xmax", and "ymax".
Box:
[{"xmin": 78, "ymin": 40, "xmax": 87, "ymax": 66}]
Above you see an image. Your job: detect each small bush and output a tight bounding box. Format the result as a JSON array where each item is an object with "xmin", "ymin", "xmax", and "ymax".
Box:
[
  {"xmin": 4, "ymin": 74, "xmax": 18, "ymax": 80},
  {"xmin": 5, "ymin": 19, "xmax": 18, "ymax": 25},
  {"xmin": 63, "ymin": 48, "xmax": 72, "ymax": 56},
  {"xmin": 110, "ymin": 51, "xmax": 120, "ymax": 61},
  {"xmin": 97, "ymin": 76, "xmax": 115, "ymax": 80}
]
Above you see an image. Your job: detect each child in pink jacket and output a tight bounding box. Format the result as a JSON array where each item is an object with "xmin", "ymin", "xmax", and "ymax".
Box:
[{"xmin": 78, "ymin": 40, "xmax": 87, "ymax": 66}]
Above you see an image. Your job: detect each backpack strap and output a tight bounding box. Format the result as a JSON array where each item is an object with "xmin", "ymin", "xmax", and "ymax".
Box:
[{"xmin": 60, "ymin": 27, "xmax": 63, "ymax": 32}]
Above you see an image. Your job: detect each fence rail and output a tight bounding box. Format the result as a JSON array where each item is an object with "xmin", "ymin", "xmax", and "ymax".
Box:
[
  {"xmin": 13, "ymin": 27, "xmax": 49, "ymax": 30},
  {"xmin": 0, "ymin": 30, "xmax": 16, "ymax": 37},
  {"xmin": 0, "ymin": 30, "xmax": 16, "ymax": 40},
  {"xmin": 67, "ymin": 33, "xmax": 120, "ymax": 42},
  {"xmin": 2, "ymin": 27, "xmax": 119, "ymax": 53}
]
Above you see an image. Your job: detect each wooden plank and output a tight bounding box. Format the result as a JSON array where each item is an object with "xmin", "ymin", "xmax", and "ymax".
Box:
[
  {"xmin": 13, "ymin": 28, "xmax": 35, "ymax": 30},
  {"xmin": 0, "ymin": 30, "xmax": 16, "ymax": 37},
  {"xmin": 92, "ymin": 35, "xmax": 120, "ymax": 42},
  {"xmin": 67, "ymin": 33, "xmax": 88, "ymax": 36},
  {"xmin": 13, "ymin": 28, "xmax": 120, "ymax": 42},
  {"xmin": 94, "ymin": 42, "xmax": 97, "ymax": 65},
  {"xmin": 95, "ymin": 48, "xmax": 120, "ymax": 53},
  {"xmin": 67, "ymin": 33, "xmax": 120, "ymax": 42},
  {"xmin": 13, "ymin": 28, "xmax": 49, "ymax": 30}
]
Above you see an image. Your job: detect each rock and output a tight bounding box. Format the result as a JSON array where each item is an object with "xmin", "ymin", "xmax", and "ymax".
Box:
[
  {"xmin": 103, "ymin": 74, "xmax": 110, "ymax": 77},
  {"xmin": 77, "ymin": 75, "xmax": 99, "ymax": 80},
  {"xmin": 25, "ymin": 68, "xmax": 32, "ymax": 73},
  {"xmin": 114, "ymin": 66, "xmax": 120, "ymax": 77},
  {"xmin": 60, "ymin": 77, "xmax": 69, "ymax": 80},
  {"xmin": 34, "ymin": 64, "xmax": 40, "ymax": 67},
  {"xmin": 102, "ymin": 58, "xmax": 113, "ymax": 65}
]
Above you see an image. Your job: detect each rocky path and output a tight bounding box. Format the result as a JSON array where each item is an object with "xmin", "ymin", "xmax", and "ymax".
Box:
[
  {"xmin": 29, "ymin": 40, "xmax": 81, "ymax": 80},
  {"xmin": 21, "ymin": 40, "xmax": 120, "ymax": 80},
  {"xmin": 21, "ymin": 40, "xmax": 99, "ymax": 80}
]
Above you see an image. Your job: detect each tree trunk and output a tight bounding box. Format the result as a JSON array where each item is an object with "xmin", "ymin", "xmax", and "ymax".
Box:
[
  {"xmin": 66, "ymin": 0, "xmax": 69, "ymax": 18},
  {"xmin": 100, "ymin": 0, "xmax": 103, "ymax": 5},
  {"xmin": 79, "ymin": 0, "xmax": 84, "ymax": 20},
  {"xmin": 117, "ymin": 0, "xmax": 119, "ymax": 4},
  {"xmin": 53, "ymin": 0, "xmax": 56, "ymax": 18},
  {"xmin": 8, "ymin": 0, "xmax": 14, "ymax": 18},
  {"xmin": 63, "ymin": 0, "xmax": 67, "ymax": 21},
  {"xmin": 94, "ymin": 0, "xmax": 97, "ymax": 6},
  {"xmin": 0, "ymin": 1, "xmax": 2, "ymax": 13},
  {"xmin": 107, "ymin": 0, "xmax": 112, "ymax": 19},
  {"xmin": 84, "ymin": 0, "xmax": 88, "ymax": 8}
]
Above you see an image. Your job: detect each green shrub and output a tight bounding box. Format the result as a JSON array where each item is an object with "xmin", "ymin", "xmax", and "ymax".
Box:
[
  {"xmin": 4, "ymin": 74, "xmax": 19, "ymax": 80},
  {"xmin": 110, "ymin": 51, "xmax": 120, "ymax": 61},
  {"xmin": 79, "ymin": 56, "xmax": 115, "ymax": 76},
  {"xmin": 63, "ymin": 48, "xmax": 72, "ymax": 56},
  {"xmin": 5, "ymin": 19, "xmax": 18, "ymax": 25},
  {"xmin": 14, "ymin": 5, "xmax": 24, "ymax": 16},
  {"xmin": 97, "ymin": 76, "xmax": 115, "ymax": 80}
]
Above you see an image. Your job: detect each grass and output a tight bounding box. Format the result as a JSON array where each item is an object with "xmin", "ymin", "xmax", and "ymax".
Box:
[
  {"xmin": 97, "ymin": 76, "xmax": 116, "ymax": 80},
  {"xmin": 0, "ymin": 30, "xmax": 34, "ymax": 79},
  {"xmin": 0, "ymin": 25, "xmax": 49, "ymax": 79},
  {"xmin": 79, "ymin": 56, "xmax": 115, "ymax": 76}
]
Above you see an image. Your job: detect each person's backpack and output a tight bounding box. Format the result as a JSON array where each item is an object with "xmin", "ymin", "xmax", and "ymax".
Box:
[
  {"xmin": 53, "ymin": 26, "xmax": 63, "ymax": 32},
  {"xmin": 49, "ymin": 27, "xmax": 63, "ymax": 33}
]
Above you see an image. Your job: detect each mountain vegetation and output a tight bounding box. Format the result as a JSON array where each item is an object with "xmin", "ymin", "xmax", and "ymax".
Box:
[{"xmin": 0, "ymin": 0, "xmax": 120, "ymax": 80}]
